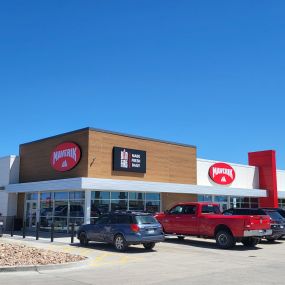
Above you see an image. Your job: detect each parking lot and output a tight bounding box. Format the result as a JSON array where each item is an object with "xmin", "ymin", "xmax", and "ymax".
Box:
[{"xmin": 0, "ymin": 235, "xmax": 285, "ymax": 285}]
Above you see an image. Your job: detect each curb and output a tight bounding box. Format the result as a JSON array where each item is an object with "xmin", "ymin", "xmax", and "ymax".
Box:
[{"xmin": 0, "ymin": 257, "xmax": 90, "ymax": 273}]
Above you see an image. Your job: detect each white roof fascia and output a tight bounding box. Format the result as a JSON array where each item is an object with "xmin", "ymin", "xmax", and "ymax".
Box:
[{"xmin": 5, "ymin": 177, "xmax": 268, "ymax": 198}]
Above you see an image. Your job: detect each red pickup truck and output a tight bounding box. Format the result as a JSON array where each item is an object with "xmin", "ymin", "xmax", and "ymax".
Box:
[{"xmin": 155, "ymin": 202, "xmax": 272, "ymax": 249}]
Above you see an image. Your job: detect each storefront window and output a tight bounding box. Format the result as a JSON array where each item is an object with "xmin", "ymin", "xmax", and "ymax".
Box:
[
  {"xmin": 146, "ymin": 200, "xmax": 160, "ymax": 213},
  {"xmin": 198, "ymin": 195, "xmax": 213, "ymax": 202},
  {"xmin": 111, "ymin": 192, "xmax": 128, "ymax": 200},
  {"xmin": 111, "ymin": 199, "xmax": 128, "ymax": 211},
  {"xmin": 230, "ymin": 197, "xmax": 259, "ymax": 209},
  {"xmin": 278, "ymin": 199, "xmax": 285, "ymax": 209},
  {"xmin": 91, "ymin": 191, "xmax": 110, "ymax": 200},
  {"xmin": 26, "ymin": 193, "xmax": 38, "ymax": 200}
]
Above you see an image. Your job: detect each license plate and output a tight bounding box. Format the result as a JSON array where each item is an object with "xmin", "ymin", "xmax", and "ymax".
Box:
[
  {"xmin": 0, "ymin": 222, "xmax": 3, "ymax": 226},
  {"xmin": 148, "ymin": 229, "xmax": 155, "ymax": 234},
  {"xmin": 280, "ymin": 226, "xmax": 284, "ymax": 229}
]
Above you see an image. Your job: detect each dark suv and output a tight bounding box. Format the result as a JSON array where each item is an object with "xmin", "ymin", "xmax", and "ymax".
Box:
[
  {"xmin": 77, "ymin": 212, "xmax": 164, "ymax": 251},
  {"xmin": 223, "ymin": 208, "xmax": 285, "ymax": 241}
]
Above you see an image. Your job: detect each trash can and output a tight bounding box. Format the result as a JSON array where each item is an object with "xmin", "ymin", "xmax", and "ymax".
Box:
[{"xmin": 0, "ymin": 219, "xmax": 3, "ymax": 237}]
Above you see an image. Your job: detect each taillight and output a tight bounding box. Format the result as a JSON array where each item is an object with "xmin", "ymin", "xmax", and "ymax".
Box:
[{"xmin": 130, "ymin": 224, "xmax": 140, "ymax": 233}]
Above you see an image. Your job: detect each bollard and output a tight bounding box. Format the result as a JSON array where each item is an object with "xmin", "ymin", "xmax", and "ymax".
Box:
[
  {"xmin": 11, "ymin": 217, "xmax": 14, "ymax": 237},
  {"xmin": 71, "ymin": 223, "xmax": 75, "ymax": 244},
  {"xmin": 50, "ymin": 223, "xmax": 54, "ymax": 242},
  {"xmin": 36, "ymin": 222, "xmax": 39, "ymax": 240},
  {"xmin": 22, "ymin": 221, "xmax": 26, "ymax": 239}
]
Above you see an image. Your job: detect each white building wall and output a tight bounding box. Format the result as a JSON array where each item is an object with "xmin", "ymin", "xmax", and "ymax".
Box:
[
  {"xmin": 0, "ymin": 156, "xmax": 19, "ymax": 216},
  {"xmin": 197, "ymin": 158, "xmax": 259, "ymax": 189}
]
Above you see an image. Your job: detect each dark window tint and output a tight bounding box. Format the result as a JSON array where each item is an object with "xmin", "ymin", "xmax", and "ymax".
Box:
[
  {"xmin": 116, "ymin": 215, "xmax": 132, "ymax": 224},
  {"xmin": 135, "ymin": 215, "xmax": 157, "ymax": 224},
  {"xmin": 225, "ymin": 209, "xmax": 266, "ymax": 215},
  {"xmin": 96, "ymin": 215, "xmax": 110, "ymax": 225},
  {"xmin": 223, "ymin": 209, "xmax": 234, "ymax": 215},
  {"xmin": 265, "ymin": 211, "xmax": 284, "ymax": 221},
  {"xmin": 183, "ymin": 205, "xmax": 197, "ymax": 214},
  {"xmin": 201, "ymin": 205, "xmax": 221, "ymax": 214}
]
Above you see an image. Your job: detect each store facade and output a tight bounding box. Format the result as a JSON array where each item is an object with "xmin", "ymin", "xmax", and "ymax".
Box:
[{"xmin": 2, "ymin": 127, "xmax": 285, "ymax": 232}]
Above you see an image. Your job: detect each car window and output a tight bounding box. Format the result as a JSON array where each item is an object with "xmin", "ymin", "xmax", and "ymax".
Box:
[
  {"xmin": 116, "ymin": 215, "xmax": 132, "ymax": 224},
  {"xmin": 201, "ymin": 205, "xmax": 221, "ymax": 214},
  {"xmin": 169, "ymin": 205, "xmax": 184, "ymax": 214},
  {"xmin": 135, "ymin": 215, "xmax": 157, "ymax": 224},
  {"xmin": 183, "ymin": 205, "xmax": 197, "ymax": 215},
  {"xmin": 96, "ymin": 215, "xmax": 110, "ymax": 225},
  {"xmin": 223, "ymin": 209, "xmax": 233, "ymax": 215}
]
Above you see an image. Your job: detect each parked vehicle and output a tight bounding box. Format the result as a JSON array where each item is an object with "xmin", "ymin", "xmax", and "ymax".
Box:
[
  {"xmin": 77, "ymin": 211, "xmax": 164, "ymax": 251},
  {"xmin": 262, "ymin": 208, "xmax": 285, "ymax": 219},
  {"xmin": 223, "ymin": 208, "xmax": 285, "ymax": 241},
  {"xmin": 155, "ymin": 202, "xmax": 272, "ymax": 249}
]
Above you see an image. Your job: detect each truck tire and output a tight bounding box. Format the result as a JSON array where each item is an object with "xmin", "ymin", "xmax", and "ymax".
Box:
[
  {"xmin": 215, "ymin": 230, "xmax": 236, "ymax": 249},
  {"xmin": 266, "ymin": 237, "xmax": 277, "ymax": 242},
  {"xmin": 177, "ymin": 236, "xmax": 185, "ymax": 241},
  {"xmin": 241, "ymin": 237, "xmax": 260, "ymax": 247},
  {"xmin": 79, "ymin": 232, "xmax": 89, "ymax": 246}
]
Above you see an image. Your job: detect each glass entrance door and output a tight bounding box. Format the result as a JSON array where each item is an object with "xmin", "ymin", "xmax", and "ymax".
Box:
[{"xmin": 25, "ymin": 201, "xmax": 37, "ymax": 229}]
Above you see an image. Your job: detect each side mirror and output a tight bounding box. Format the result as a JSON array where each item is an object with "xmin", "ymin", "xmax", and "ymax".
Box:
[{"xmin": 164, "ymin": 210, "xmax": 169, "ymax": 214}]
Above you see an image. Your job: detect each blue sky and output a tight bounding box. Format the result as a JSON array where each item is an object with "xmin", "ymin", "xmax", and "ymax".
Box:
[{"xmin": 0, "ymin": 1, "xmax": 284, "ymax": 168}]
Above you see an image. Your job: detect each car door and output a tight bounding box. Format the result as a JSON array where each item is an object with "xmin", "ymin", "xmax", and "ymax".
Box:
[
  {"xmin": 178, "ymin": 205, "xmax": 198, "ymax": 235},
  {"xmin": 89, "ymin": 215, "xmax": 110, "ymax": 241},
  {"xmin": 163, "ymin": 205, "xmax": 184, "ymax": 233}
]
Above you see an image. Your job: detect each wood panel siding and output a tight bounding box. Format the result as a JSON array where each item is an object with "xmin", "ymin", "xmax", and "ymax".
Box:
[
  {"xmin": 19, "ymin": 129, "xmax": 89, "ymax": 183},
  {"xmin": 161, "ymin": 193, "xmax": 197, "ymax": 210},
  {"xmin": 88, "ymin": 130, "xmax": 196, "ymax": 184},
  {"xmin": 19, "ymin": 128, "xmax": 196, "ymax": 188}
]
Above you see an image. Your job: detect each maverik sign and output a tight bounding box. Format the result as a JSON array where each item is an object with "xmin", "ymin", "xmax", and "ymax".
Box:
[
  {"xmin": 209, "ymin": 162, "xmax": 235, "ymax": 185},
  {"xmin": 113, "ymin": 147, "xmax": 146, "ymax": 173},
  {"xmin": 50, "ymin": 142, "xmax": 81, "ymax": 172}
]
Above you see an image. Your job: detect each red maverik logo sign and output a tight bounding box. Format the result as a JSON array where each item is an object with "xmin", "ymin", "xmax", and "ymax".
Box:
[
  {"xmin": 50, "ymin": 142, "xmax": 81, "ymax": 172},
  {"xmin": 209, "ymin": 162, "xmax": 235, "ymax": 185}
]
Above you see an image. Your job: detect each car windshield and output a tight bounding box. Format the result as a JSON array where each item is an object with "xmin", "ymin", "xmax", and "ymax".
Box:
[{"xmin": 135, "ymin": 215, "xmax": 157, "ymax": 224}]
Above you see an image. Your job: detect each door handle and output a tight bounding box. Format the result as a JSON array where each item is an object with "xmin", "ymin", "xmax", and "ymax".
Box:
[{"xmin": 191, "ymin": 217, "xmax": 197, "ymax": 219}]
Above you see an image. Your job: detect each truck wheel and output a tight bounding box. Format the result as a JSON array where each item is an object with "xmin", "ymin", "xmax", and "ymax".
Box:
[
  {"xmin": 114, "ymin": 234, "xmax": 128, "ymax": 252},
  {"xmin": 177, "ymin": 236, "xmax": 185, "ymax": 241},
  {"xmin": 215, "ymin": 230, "xmax": 236, "ymax": 249},
  {"xmin": 241, "ymin": 237, "xmax": 260, "ymax": 247},
  {"xmin": 143, "ymin": 242, "xmax": 156, "ymax": 250},
  {"xmin": 266, "ymin": 237, "xmax": 277, "ymax": 243}
]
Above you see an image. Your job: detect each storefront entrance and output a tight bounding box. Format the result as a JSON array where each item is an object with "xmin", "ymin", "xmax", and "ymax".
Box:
[{"xmin": 25, "ymin": 200, "xmax": 37, "ymax": 229}]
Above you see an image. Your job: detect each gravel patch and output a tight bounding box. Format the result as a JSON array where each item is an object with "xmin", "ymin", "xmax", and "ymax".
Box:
[{"xmin": 0, "ymin": 242, "xmax": 86, "ymax": 266}]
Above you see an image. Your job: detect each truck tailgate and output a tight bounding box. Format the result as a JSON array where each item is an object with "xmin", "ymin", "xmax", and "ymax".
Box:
[{"xmin": 244, "ymin": 215, "xmax": 271, "ymax": 230}]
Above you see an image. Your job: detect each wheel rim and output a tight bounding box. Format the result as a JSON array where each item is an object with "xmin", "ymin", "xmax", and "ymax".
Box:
[
  {"xmin": 218, "ymin": 234, "xmax": 228, "ymax": 245},
  {"xmin": 115, "ymin": 236, "xmax": 124, "ymax": 250}
]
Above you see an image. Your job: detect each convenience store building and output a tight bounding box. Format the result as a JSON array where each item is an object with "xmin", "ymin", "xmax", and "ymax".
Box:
[{"xmin": 1, "ymin": 127, "xmax": 285, "ymax": 231}]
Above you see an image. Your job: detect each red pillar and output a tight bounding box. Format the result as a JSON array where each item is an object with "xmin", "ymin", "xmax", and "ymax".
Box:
[{"xmin": 248, "ymin": 150, "xmax": 278, "ymax": 208}]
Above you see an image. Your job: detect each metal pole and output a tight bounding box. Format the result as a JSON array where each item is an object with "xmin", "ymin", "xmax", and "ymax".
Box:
[
  {"xmin": 71, "ymin": 223, "xmax": 75, "ymax": 244},
  {"xmin": 36, "ymin": 222, "xmax": 39, "ymax": 240},
  {"xmin": 11, "ymin": 216, "xmax": 14, "ymax": 237},
  {"xmin": 23, "ymin": 221, "xmax": 26, "ymax": 239},
  {"xmin": 50, "ymin": 223, "xmax": 54, "ymax": 243}
]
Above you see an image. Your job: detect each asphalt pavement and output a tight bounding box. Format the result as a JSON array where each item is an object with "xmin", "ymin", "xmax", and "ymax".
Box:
[{"xmin": 0, "ymin": 234, "xmax": 284, "ymax": 285}]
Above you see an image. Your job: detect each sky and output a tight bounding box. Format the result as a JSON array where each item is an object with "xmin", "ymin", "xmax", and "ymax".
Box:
[{"xmin": 0, "ymin": 1, "xmax": 284, "ymax": 168}]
